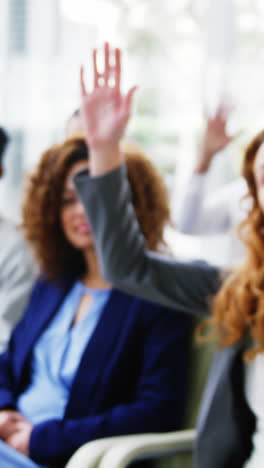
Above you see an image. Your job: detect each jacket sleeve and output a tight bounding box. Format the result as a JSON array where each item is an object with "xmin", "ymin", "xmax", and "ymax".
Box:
[
  {"xmin": 29, "ymin": 306, "xmax": 192, "ymax": 466},
  {"xmin": 172, "ymin": 172, "xmax": 230, "ymax": 235},
  {"xmin": 0, "ymin": 349, "xmax": 16, "ymax": 408},
  {"xmin": 0, "ymin": 280, "xmax": 40, "ymax": 409},
  {"xmin": 0, "ymin": 325, "xmax": 23, "ymax": 409},
  {"xmin": 74, "ymin": 165, "xmax": 221, "ymax": 316}
]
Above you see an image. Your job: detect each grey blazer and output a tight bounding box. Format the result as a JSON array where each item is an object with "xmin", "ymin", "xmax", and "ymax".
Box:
[
  {"xmin": 74, "ymin": 165, "xmax": 255, "ymax": 468},
  {"xmin": 0, "ymin": 217, "xmax": 36, "ymax": 351}
]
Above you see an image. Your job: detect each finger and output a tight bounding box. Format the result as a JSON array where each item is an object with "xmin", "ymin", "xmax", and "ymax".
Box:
[
  {"xmin": 93, "ymin": 49, "xmax": 100, "ymax": 88},
  {"xmin": 210, "ymin": 107, "xmax": 227, "ymax": 126},
  {"xmin": 1, "ymin": 421, "xmax": 20, "ymax": 440},
  {"xmin": 218, "ymin": 106, "xmax": 230, "ymax": 121},
  {"xmin": 6, "ymin": 432, "xmax": 20, "ymax": 449},
  {"xmin": 114, "ymin": 48, "xmax": 121, "ymax": 92},
  {"xmin": 15, "ymin": 421, "xmax": 29, "ymax": 431},
  {"xmin": 103, "ymin": 42, "xmax": 110, "ymax": 86},
  {"xmin": 80, "ymin": 66, "xmax": 87, "ymax": 97},
  {"xmin": 219, "ymin": 92, "xmax": 235, "ymax": 111},
  {"xmin": 218, "ymin": 99, "xmax": 234, "ymax": 119},
  {"xmin": 9, "ymin": 413, "xmax": 24, "ymax": 422},
  {"xmin": 124, "ymin": 86, "xmax": 138, "ymax": 114},
  {"xmin": 0, "ymin": 412, "xmax": 11, "ymax": 425}
]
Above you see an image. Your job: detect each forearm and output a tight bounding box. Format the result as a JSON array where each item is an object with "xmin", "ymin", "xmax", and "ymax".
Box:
[
  {"xmin": 0, "ymin": 351, "xmax": 16, "ymax": 408},
  {"xmin": 174, "ymin": 173, "xmax": 230, "ymax": 235},
  {"xmin": 173, "ymin": 172, "xmax": 208, "ymax": 234},
  {"xmin": 194, "ymin": 145, "xmax": 214, "ymax": 174},
  {"xmin": 89, "ymin": 144, "xmax": 123, "ymax": 176},
  {"xmin": 29, "ymin": 401, "xmax": 178, "ymax": 465}
]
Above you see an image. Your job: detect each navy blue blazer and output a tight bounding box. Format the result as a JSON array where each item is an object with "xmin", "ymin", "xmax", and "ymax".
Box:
[{"xmin": 0, "ymin": 277, "xmax": 191, "ymax": 467}]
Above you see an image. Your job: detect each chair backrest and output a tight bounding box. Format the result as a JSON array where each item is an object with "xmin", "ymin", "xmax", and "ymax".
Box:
[
  {"xmin": 183, "ymin": 317, "xmax": 216, "ymax": 428},
  {"xmin": 155, "ymin": 318, "xmax": 216, "ymax": 468}
]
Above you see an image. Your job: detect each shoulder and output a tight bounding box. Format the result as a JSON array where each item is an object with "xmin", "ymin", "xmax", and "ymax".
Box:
[
  {"xmin": 24, "ymin": 276, "xmax": 52, "ymax": 302},
  {"xmin": 31, "ymin": 274, "xmax": 71, "ymax": 294},
  {"xmin": 0, "ymin": 221, "xmax": 37, "ymax": 288},
  {"xmin": 22, "ymin": 275, "xmax": 71, "ymax": 315},
  {"xmin": 0, "ymin": 218, "xmax": 21, "ymax": 251},
  {"xmin": 0, "ymin": 218, "xmax": 32, "ymax": 263},
  {"xmin": 222, "ymin": 177, "xmax": 247, "ymax": 198}
]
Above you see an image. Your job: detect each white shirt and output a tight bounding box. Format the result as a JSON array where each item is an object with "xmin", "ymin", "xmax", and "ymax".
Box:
[
  {"xmin": 0, "ymin": 217, "xmax": 36, "ymax": 351},
  {"xmin": 244, "ymin": 352, "xmax": 264, "ymax": 468},
  {"xmin": 173, "ymin": 174, "xmax": 249, "ymax": 264}
]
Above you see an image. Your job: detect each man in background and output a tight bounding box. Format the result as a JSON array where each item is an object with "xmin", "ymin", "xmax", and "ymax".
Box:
[{"xmin": 0, "ymin": 127, "xmax": 36, "ymax": 351}]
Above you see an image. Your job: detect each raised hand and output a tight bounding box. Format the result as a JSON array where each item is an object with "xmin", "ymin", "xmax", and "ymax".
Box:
[
  {"xmin": 80, "ymin": 42, "xmax": 137, "ymax": 150},
  {"xmin": 205, "ymin": 106, "xmax": 233, "ymax": 154},
  {"xmin": 195, "ymin": 106, "xmax": 234, "ymax": 174}
]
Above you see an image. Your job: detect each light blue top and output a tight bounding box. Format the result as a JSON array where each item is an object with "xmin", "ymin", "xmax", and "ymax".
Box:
[
  {"xmin": 0, "ymin": 439, "xmax": 47, "ymax": 468},
  {"xmin": 17, "ymin": 281, "xmax": 111, "ymax": 424}
]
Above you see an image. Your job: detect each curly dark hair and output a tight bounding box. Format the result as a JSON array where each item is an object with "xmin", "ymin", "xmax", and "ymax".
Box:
[{"xmin": 22, "ymin": 137, "xmax": 170, "ymax": 281}]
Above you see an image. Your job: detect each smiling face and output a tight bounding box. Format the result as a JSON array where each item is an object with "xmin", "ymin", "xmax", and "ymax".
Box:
[
  {"xmin": 253, "ymin": 142, "xmax": 264, "ymax": 213},
  {"xmin": 60, "ymin": 160, "xmax": 93, "ymax": 251}
]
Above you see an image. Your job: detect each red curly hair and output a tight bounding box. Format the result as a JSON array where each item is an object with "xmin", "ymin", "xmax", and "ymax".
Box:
[
  {"xmin": 210, "ymin": 129, "xmax": 264, "ymax": 359},
  {"xmin": 22, "ymin": 137, "xmax": 170, "ymax": 282}
]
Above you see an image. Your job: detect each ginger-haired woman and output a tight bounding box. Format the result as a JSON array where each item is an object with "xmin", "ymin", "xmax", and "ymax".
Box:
[
  {"xmin": 75, "ymin": 42, "xmax": 264, "ymax": 468},
  {"xmin": 0, "ymin": 137, "xmax": 191, "ymax": 467}
]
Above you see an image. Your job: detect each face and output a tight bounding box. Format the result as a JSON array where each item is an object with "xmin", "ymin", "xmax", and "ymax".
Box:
[
  {"xmin": 60, "ymin": 160, "xmax": 94, "ymax": 251},
  {"xmin": 253, "ymin": 142, "xmax": 264, "ymax": 213},
  {"xmin": 66, "ymin": 113, "xmax": 84, "ymax": 139}
]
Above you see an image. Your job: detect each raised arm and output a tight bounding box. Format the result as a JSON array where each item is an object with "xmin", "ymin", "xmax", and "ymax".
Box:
[
  {"xmin": 76, "ymin": 43, "xmax": 221, "ymax": 316},
  {"xmin": 173, "ymin": 106, "xmax": 235, "ymax": 235},
  {"xmin": 195, "ymin": 106, "xmax": 234, "ymax": 175}
]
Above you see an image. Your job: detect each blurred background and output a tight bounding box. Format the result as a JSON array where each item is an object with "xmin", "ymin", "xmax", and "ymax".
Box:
[{"xmin": 0, "ymin": 0, "xmax": 262, "ymax": 262}]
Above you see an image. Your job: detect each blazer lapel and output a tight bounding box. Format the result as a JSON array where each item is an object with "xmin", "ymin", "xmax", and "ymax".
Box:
[
  {"xmin": 197, "ymin": 338, "xmax": 247, "ymax": 434},
  {"xmin": 17, "ymin": 279, "xmax": 72, "ymax": 377},
  {"xmin": 65, "ymin": 289, "xmax": 133, "ymax": 417}
]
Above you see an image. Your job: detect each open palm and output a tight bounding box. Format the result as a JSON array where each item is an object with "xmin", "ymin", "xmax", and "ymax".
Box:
[
  {"xmin": 204, "ymin": 106, "xmax": 234, "ymax": 155},
  {"xmin": 80, "ymin": 43, "xmax": 137, "ymax": 149}
]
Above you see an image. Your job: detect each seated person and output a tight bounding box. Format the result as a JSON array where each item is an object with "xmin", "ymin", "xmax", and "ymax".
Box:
[{"xmin": 0, "ymin": 137, "xmax": 191, "ymax": 468}]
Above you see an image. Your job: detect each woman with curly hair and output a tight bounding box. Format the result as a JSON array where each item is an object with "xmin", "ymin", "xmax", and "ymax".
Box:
[
  {"xmin": 0, "ymin": 136, "xmax": 191, "ymax": 468},
  {"xmin": 75, "ymin": 42, "xmax": 264, "ymax": 468}
]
